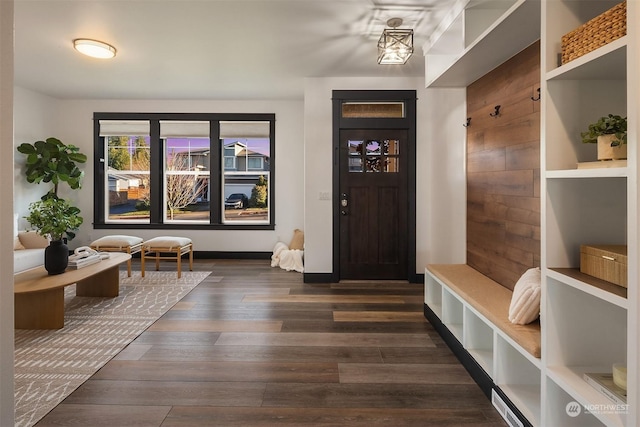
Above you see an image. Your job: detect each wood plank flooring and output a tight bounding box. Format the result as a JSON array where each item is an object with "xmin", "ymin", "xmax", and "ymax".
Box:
[{"xmin": 35, "ymin": 259, "xmax": 506, "ymax": 426}]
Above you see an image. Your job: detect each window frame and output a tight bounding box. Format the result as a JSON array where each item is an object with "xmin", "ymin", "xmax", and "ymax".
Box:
[{"xmin": 93, "ymin": 112, "xmax": 276, "ymax": 230}]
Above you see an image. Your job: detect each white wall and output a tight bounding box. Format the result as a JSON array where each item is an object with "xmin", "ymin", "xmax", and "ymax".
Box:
[
  {"xmin": 303, "ymin": 77, "xmax": 467, "ymax": 275},
  {"xmin": 0, "ymin": 1, "xmax": 14, "ymax": 423},
  {"xmin": 13, "ymin": 87, "xmax": 59, "ymax": 217},
  {"xmin": 13, "ymin": 95, "xmax": 305, "ymax": 251}
]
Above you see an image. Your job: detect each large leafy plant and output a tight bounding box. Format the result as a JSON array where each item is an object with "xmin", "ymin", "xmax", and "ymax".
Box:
[
  {"xmin": 17, "ymin": 137, "xmax": 87, "ymax": 241},
  {"xmin": 17, "ymin": 137, "xmax": 87, "ymax": 197},
  {"xmin": 581, "ymin": 114, "xmax": 627, "ymax": 147}
]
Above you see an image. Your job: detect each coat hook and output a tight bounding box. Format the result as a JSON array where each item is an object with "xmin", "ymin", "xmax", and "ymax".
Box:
[
  {"xmin": 489, "ymin": 105, "xmax": 501, "ymax": 117},
  {"xmin": 463, "ymin": 117, "xmax": 471, "ymax": 127},
  {"xmin": 531, "ymin": 88, "xmax": 541, "ymax": 101}
]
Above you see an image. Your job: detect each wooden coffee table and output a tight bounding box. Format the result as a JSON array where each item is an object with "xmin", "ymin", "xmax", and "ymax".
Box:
[{"xmin": 14, "ymin": 252, "xmax": 131, "ymax": 329}]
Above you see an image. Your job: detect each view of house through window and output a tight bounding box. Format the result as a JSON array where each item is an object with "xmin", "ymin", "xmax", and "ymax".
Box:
[{"xmin": 95, "ymin": 114, "xmax": 274, "ymax": 229}]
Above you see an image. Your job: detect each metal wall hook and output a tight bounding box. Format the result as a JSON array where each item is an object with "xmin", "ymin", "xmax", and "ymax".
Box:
[
  {"xmin": 463, "ymin": 117, "xmax": 471, "ymax": 127},
  {"xmin": 531, "ymin": 88, "xmax": 541, "ymax": 101},
  {"xmin": 489, "ymin": 105, "xmax": 501, "ymax": 117}
]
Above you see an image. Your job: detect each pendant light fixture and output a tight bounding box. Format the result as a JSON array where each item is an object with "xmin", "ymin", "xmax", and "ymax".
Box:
[
  {"xmin": 73, "ymin": 39, "xmax": 117, "ymax": 59},
  {"xmin": 377, "ymin": 18, "xmax": 413, "ymax": 65}
]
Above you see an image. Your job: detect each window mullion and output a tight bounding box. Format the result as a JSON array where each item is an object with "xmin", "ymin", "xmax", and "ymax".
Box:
[
  {"xmin": 210, "ymin": 121, "xmax": 222, "ymax": 224},
  {"xmin": 149, "ymin": 120, "xmax": 163, "ymax": 224}
]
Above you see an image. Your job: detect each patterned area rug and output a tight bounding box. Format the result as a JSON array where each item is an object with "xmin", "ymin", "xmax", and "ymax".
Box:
[{"xmin": 14, "ymin": 270, "xmax": 211, "ymax": 427}]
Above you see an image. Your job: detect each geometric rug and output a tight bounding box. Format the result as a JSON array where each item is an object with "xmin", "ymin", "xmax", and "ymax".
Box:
[{"xmin": 13, "ymin": 270, "xmax": 211, "ymax": 427}]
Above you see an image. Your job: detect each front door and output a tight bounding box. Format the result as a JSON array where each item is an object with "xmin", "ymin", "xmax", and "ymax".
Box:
[{"xmin": 338, "ymin": 129, "xmax": 408, "ymax": 279}]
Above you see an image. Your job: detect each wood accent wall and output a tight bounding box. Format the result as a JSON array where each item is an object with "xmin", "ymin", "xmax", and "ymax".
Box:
[{"xmin": 466, "ymin": 41, "xmax": 540, "ymax": 291}]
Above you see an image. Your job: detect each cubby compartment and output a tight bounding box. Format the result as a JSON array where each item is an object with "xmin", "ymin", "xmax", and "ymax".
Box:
[
  {"xmin": 463, "ymin": 307, "xmax": 494, "ymax": 377},
  {"xmin": 546, "ymin": 277, "xmax": 627, "ymax": 426},
  {"xmin": 544, "ymin": 78, "xmax": 626, "ymax": 171},
  {"xmin": 545, "ymin": 377, "xmax": 611, "ymax": 427},
  {"xmin": 545, "ymin": 177, "xmax": 627, "ymax": 269},
  {"xmin": 495, "ymin": 335, "xmax": 542, "ymax": 426},
  {"xmin": 424, "ymin": 269, "xmax": 443, "ymax": 318},
  {"xmin": 544, "ymin": 0, "xmax": 625, "ymax": 75},
  {"xmin": 441, "ymin": 289, "xmax": 464, "ymax": 342}
]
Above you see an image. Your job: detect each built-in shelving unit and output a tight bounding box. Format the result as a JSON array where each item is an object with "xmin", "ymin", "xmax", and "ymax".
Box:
[
  {"xmin": 542, "ymin": 1, "xmax": 636, "ymax": 426},
  {"xmin": 424, "ymin": 0, "xmax": 638, "ymax": 426},
  {"xmin": 423, "ymin": 0, "xmax": 540, "ymax": 87}
]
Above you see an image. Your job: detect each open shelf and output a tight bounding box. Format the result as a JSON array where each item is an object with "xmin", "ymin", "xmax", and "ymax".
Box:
[{"xmin": 424, "ymin": 0, "xmax": 539, "ymax": 87}]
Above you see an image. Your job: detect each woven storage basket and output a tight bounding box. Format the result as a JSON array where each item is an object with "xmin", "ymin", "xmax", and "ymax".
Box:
[{"xmin": 561, "ymin": 1, "xmax": 626, "ymax": 64}]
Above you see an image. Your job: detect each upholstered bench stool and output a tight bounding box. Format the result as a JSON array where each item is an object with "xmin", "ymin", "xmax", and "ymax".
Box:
[
  {"xmin": 141, "ymin": 236, "xmax": 193, "ymax": 279},
  {"xmin": 90, "ymin": 235, "xmax": 143, "ymax": 277}
]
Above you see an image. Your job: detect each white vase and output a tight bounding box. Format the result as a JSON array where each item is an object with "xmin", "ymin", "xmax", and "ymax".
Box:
[{"xmin": 597, "ymin": 134, "xmax": 627, "ymax": 160}]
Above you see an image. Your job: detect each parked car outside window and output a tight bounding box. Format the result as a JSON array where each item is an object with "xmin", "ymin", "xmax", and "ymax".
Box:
[{"xmin": 225, "ymin": 193, "xmax": 249, "ymax": 209}]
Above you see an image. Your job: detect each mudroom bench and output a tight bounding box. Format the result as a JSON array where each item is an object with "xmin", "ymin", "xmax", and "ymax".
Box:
[{"xmin": 424, "ymin": 264, "xmax": 541, "ymax": 426}]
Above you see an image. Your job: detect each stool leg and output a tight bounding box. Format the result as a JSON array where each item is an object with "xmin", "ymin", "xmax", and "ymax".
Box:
[
  {"xmin": 189, "ymin": 243, "xmax": 193, "ymax": 271},
  {"xmin": 141, "ymin": 247, "xmax": 146, "ymax": 277},
  {"xmin": 177, "ymin": 248, "xmax": 182, "ymax": 279},
  {"xmin": 126, "ymin": 247, "xmax": 132, "ymax": 277},
  {"xmin": 155, "ymin": 250, "xmax": 160, "ymax": 271}
]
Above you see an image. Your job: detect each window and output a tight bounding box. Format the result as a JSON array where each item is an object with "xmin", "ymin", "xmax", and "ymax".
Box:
[{"xmin": 94, "ymin": 113, "xmax": 275, "ymax": 229}]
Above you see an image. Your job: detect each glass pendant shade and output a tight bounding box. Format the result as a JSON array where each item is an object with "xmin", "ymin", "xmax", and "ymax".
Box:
[{"xmin": 377, "ymin": 28, "xmax": 413, "ymax": 65}]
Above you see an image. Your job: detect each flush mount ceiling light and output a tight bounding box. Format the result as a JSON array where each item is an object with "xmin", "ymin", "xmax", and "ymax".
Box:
[
  {"xmin": 377, "ymin": 18, "xmax": 413, "ymax": 65},
  {"xmin": 73, "ymin": 39, "xmax": 117, "ymax": 59}
]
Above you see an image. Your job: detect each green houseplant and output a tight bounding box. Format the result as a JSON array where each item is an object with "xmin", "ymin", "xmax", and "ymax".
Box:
[
  {"xmin": 17, "ymin": 137, "xmax": 87, "ymax": 198},
  {"xmin": 581, "ymin": 114, "xmax": 628, "ymax": 161},
  {"xmin": 17, "ymin": 137, "xmax": 87, "ymax": 274}
]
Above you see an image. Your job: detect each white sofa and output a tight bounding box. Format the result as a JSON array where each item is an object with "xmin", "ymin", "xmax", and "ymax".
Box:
[{"xmin": 14, "ymin": 230, "xmax": 49, "ymax": 274}]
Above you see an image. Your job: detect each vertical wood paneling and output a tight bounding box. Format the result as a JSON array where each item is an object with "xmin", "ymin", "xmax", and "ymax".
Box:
[{"xmin": 466, "ymin": 41, "xmax": 541, "ymax": 290}]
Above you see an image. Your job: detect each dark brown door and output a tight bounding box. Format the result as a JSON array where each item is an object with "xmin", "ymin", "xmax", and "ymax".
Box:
[{"xmin": 339, "ymin": 129, "xmax": 408, "ymax": 279}]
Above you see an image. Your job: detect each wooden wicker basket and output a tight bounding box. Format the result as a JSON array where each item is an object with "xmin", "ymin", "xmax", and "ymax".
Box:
[{"xmin": 561, "ymin": 1, "xmax": 626, "ymax": 64}]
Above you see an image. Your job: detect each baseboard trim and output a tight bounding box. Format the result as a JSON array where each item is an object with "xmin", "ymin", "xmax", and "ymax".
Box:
[
  {"xmin": 303, "ymin": 273, "xmax": 336, "ymax": 283},
  {"xmin": 423, "ymin": 303, "xmax": 532, "ymax": 427},
  {"xmin": 194, "ymin": 251, "xmax": 271, "ymax": 259}
]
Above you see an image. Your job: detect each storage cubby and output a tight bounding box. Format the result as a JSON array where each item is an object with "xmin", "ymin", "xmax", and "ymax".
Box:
[
  {"xmin": 546, "ymin": 277, "xmax": 627, "ymax": 375},
  {"xmin": 463, "ymin": 307, "xmax": 494, "ymax": 377},
  {"xmin": 424, "ymin": 269, "xmax": 443, "ymax": 318},
  {"xmin": 545, "ymin": 177, "xmax": 627, "ymax": 268},
  {"xmin": 495, "ymin": 335, "xmax": 542, "ymax": 426},
  {"xmin": 546, "ymin": 377, "xmax": 610, "ymax": 427},
  {"xmin": 441, "ymin": 289, "xmax": 464, "ymax": 342}
]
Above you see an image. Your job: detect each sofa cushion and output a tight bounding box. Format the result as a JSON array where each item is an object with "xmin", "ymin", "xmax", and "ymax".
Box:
[
  {"xmin": 14, "ymin": 214, "xmax": 25, "ymax": 250},
  {"xmin": 15, "ymin": 248, "xmax": 45, "ymax": 274}
]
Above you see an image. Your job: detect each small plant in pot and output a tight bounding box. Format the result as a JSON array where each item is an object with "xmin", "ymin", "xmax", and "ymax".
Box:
[
  {"xmin": 25, "ymin": 197, "xmax": 83, "ymax": 275},
  {"xmin": 581, "ymin": 114, "xmax": 628, "ymax": 161}
]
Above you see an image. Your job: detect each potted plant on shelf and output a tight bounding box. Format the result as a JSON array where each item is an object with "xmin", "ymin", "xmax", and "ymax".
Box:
[
  {"xmin": 24, "ymin": 198, "xmax": 83, "ymax": 274},
  {"xmin": 581, "ymin": 114, "xmax": 627, "ymax": 161},
  {"xmin": 16, "ymin": 137, "xmax": 87, "ymax": 274}
]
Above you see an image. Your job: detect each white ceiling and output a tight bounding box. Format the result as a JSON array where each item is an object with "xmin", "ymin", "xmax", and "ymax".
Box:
[{"xmin": 14, "ymin": 0, "xmax": 457, "ymax": 100}]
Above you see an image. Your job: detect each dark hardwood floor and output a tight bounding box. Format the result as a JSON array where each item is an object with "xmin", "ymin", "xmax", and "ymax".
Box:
[{"xmin": 35, "ymin": 259, "xmax": 506, "ymax": 426}]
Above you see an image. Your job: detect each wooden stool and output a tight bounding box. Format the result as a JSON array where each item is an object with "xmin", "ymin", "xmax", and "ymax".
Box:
[
  {"xmin": 90, "ymin": 235, "xmax": 143, "ymax": 277},
  {"xmin": 141, "ymin": 236, "xmax": 193, "ymax": 279}
]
